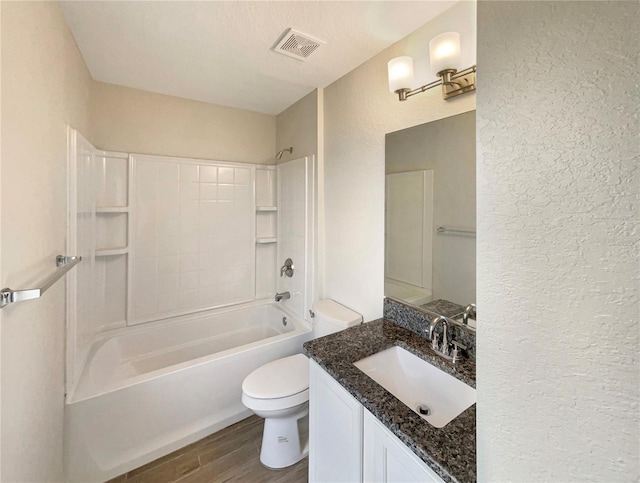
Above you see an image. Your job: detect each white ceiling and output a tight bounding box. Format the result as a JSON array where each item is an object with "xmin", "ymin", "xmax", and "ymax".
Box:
[{"xmin": 60, "ymin": 1, "xmax": 458, "ymax": 115}]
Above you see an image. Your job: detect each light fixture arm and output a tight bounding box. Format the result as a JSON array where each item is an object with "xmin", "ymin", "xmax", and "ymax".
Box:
[{"xmin": 394, "ymin": 65, "xmax": 477, "ymax": 102}]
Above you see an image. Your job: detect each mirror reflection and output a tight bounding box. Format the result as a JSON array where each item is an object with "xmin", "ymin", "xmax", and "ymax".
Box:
[{"xmin": 385, "ymin": 110, "xmax": 476, "ymax": 318}]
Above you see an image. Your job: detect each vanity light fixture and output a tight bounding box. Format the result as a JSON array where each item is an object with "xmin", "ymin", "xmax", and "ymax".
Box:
[{"xmin": 388, "ymin": 32, "xmax": 476, "ymax": 102}]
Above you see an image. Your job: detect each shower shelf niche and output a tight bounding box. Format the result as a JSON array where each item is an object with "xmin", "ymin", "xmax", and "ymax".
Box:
[
  {"xmin": 96, "ymin": 210, "xmax": 128, "ymax": 255},
  {"xmin": 67, "ymin": 129, "xmax": 131, "ymax": 393},
  {"xmin": 255, "ymin": 166, "xmax": 277, "ymax": 299}
]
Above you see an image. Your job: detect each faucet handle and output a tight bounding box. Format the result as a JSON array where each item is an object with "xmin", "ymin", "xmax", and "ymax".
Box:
[
  {"xmin": 280, "ymin": 258, "xmax": 294, "ymax": 278},
  {"xmin": 431, "ymin": 334, "xmax": 440, "ymax": 351},
  {"xmin": 450, "ymin": 340, "xmax": 466, "ymax": 363},
  {"xmin": 451, "ymin": 346, "xmax": 460, "ymax": 363},
  {"xmin": 451, "ymin": 340, "xmax": 467, "ymax": 351}
]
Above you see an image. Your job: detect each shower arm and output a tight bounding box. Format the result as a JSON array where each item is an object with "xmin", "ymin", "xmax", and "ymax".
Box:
[{"xmin": 276, "ymin": 147, "xmax": 293, "ymax": 160}]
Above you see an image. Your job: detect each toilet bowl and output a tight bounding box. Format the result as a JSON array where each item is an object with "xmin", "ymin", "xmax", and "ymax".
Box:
[
  {"xmin": 242, "ymin": 354, "xmax": 310, "ymax": 469},
  {"xmin": 241, "ymin": 299, "xmax": 362, "ymax": 469}
]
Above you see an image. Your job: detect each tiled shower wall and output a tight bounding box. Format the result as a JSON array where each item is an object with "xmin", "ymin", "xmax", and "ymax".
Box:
[
  {"xmin": 277, "ymin": 157, "xmax": 315, "ymax": 324},
  {"xmin": 68, "ymin": 134, "xmax": 286, "ymax": 391},
  {"xmin": 131, "ymin": 155, "xmax": 255, "ymax": 324}
]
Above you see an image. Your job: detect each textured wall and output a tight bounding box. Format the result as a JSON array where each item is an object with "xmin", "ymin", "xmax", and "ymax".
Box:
[
  {"xmin": 476, "ymin": 2, "xmax": 639, "ymax": 481},
  {"xmin": 323, "ymin": 1, "xmax": 476, "ymax": 321},
  {"xmin": 276, "ymin": 90, "xmax": 318, "ymax": 163},
  {"xmin": 1, "ymin": 2, "xmax": 92, "ymax": 480},
  {"xmin": 91, "ymin": 81, "xmax": 276, "ymax": 164}
]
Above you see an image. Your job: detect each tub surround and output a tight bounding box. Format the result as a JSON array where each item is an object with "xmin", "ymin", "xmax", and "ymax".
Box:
[
  {"xmin": 384, "ymin": 297, "xmax": 476, "ymax": 361},
  {"xmin": 303, "ymin": 318, "xmax": 476, "ymax": 483}
]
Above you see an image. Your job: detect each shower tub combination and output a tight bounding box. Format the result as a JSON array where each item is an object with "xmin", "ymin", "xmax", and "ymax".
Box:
[{"xmin": 65, "ymin": 302, "xmax": 312, "ymax": 482}]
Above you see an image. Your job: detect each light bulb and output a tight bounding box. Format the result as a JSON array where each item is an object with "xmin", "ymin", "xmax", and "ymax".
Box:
[
  {"xmin": 387, "ymin": 56, "xmax": 414, "ymax": 93},
  {"xmin": 429, "ymin": 32, "xmax": 461, "ymax": 75}
]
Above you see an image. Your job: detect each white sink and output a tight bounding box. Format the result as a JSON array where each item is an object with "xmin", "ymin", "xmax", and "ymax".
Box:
[{"xmin": 353, "ymin": 346, "xmax": 475, "ymax": 428}]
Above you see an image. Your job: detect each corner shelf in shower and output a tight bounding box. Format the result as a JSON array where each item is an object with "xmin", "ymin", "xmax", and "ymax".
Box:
[
  {"xmin": 96, "ymin": 206, "xmax": 129, "ymax": 213},
  {"xmin": 256, "ymin": 206, "xmax": 277, "ymax": 212},
  {"xmin": 256, "ymin": 237, "xmax": 277, "ymax": 244},
  {"xmin": 96, "ymin": 247, "xmax": 128, "ymax": 257}
]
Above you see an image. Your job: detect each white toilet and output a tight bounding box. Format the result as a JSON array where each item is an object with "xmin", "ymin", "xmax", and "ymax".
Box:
[{"xmin": 241, "ymin": 299, "xmax": 362, "ymax": 469}]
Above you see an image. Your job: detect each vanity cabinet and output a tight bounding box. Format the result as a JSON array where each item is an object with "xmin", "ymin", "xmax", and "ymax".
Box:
[
  {"xmin": 309, "ymin": 360, "xmax": 363, "ymax": 483},
  {"xmin": 364, "ymin": 411, "xmax": 444, "ymax": 483},
  {"xmin": 309, "ymin": 360, "xmax": 444, "ymax": 483}
]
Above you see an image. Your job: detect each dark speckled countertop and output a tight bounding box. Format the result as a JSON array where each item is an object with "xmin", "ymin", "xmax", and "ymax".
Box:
[{"xmin": 303, "ymin": 319, "xmax": 476, "ymax": 483}]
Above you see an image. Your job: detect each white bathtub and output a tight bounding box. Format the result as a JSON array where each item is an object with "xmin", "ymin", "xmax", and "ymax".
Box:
[
  {"xmin": 384, "ymin": 278, "xmax": 433, "ymax": 306},
  {"xmin": 64, "ymin": 302, "xmax": 312, "ymax": 482}
]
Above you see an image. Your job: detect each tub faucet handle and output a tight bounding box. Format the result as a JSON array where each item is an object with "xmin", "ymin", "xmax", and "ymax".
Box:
[{"xmin": 280, "ymin": 258, "xmax": 294, "ymax": 278}]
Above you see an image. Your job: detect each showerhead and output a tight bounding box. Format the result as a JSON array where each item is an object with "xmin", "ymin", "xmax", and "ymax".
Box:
[{"xmin": 276, "ymin": 147, "xmax": 293, "ymax": 160}]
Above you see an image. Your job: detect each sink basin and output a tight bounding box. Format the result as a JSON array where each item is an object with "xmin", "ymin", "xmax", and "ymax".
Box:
[{"xmin": 353, "ymin": 346, "xmax": 475, "ymax": 428}]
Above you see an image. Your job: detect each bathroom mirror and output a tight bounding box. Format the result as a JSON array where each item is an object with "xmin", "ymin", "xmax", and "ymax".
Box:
[{"xmin": 384, "ymin": 110, "xmax": 475, "ymax": 317}]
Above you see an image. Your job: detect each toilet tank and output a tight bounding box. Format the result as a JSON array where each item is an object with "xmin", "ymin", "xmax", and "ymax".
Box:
[{"xmin": 312, "ymin": 299, "xmax": 363, "ymax": 338}]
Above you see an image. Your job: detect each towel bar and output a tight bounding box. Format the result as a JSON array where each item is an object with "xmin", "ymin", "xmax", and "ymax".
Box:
[
  {"xmin": 436, "ymin": 226, "xmax": 476, "ymax": 236},
  {"xmin": 1, "ymin": 255, "xmax": 82, "ymax": 308}
]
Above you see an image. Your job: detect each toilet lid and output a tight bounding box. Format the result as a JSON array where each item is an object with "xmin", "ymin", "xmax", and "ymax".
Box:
[{"xmin": 242, "ymin": 354, "xmax": 309, "ymax": 399}]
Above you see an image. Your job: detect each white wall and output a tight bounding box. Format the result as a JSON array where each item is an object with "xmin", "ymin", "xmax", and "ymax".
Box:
[
  {"xmin": 276, "ymin": 90, "xmax": 318, "ymax": 164},
  {"xmin": 476, "ymin": 2, "xmax": 639, "ymax": 481},
  {"xmin": 323, "ymin": 1, "xmax": 476, "ymax": 321},
  {"xmin": 0, "ymin": 2, "xmax": 92, "ymax": 480},
  {"xmin": 90, "ymin": 81, "xmax": 276, "ymax": 164}
]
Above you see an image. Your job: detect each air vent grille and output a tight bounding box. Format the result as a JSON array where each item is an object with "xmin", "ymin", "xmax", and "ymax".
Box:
[{"xmin": 273, "ymin": 28, "xmax": 325, "ymax": 61}]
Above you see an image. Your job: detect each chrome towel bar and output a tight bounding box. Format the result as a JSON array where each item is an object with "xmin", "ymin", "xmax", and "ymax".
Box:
[
  {"xmin": 1, "ymin": 255, "xmax": 82, "ymax": 309},
  {"xmin": 436, "ymin": 226, "xmax": 476, "ymax": 236}
]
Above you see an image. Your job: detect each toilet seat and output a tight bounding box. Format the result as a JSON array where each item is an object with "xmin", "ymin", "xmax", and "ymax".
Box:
[
  {"xmin": 242, "ymin": 354, "xmax": 310, "ymax": 411},
  {"xmin": 242, "ymin": 353, "xmax": 309, "ymax": 398},
  {"xmin": 242, "ymin": 388, "xmax": 309, "ymax": 412}
]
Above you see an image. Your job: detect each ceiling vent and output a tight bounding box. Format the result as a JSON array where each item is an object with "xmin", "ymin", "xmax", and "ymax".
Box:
[{"xmin": 273, "ymin": 28, "xmax": 325, "ymax": 61}]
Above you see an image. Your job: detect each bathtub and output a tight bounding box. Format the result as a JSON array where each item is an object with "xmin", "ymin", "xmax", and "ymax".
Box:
[
  {"xmin": 64, "ymin": 302, "xmax": 312, "ymax": 482},
  {"xmin": 384, "ymin": 278, "xmax": 433, "ymax": 306}
]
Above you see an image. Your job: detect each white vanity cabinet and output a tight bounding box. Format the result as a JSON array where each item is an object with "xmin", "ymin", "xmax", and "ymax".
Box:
[
  {"xmin": 363, "ymin": 411, "xmax": 445, "ymax": 483},
  {"xmin": 309, "ymin": 360, "xmax": 445, "ymax": 483},
  {"xmin": 309, "ymin": 360, "xmax": 363, "ymax": 483}
]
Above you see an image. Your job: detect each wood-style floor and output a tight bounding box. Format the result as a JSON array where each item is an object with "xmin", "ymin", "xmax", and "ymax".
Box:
[{"xmin": 108, "ymin": 415, "xmax": 308, "ymax": 483}]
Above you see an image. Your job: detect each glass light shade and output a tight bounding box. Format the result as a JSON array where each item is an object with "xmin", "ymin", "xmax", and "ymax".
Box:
[
  {"xmin": 429, "ymin": 32, "xmax": 461, "ymax": 74},
  {"xmin": 388, "ymin": 56, "xmax": 414, "ymax": 93}
]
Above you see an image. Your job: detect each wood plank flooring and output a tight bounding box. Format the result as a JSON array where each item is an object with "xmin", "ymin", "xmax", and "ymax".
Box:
[{"xmin": 108, "ymin": 415, "xmax": 308, "ymax": 483}]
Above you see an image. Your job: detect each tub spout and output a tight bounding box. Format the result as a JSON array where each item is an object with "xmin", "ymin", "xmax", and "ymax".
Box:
[{"xmin": 275, "ymin": 291, "xmax": 290, "ymax": 302}]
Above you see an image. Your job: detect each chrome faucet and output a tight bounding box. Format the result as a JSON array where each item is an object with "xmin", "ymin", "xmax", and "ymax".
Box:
[
  {"xmin": 427, "ymin": 316, "xmax": 459, "ymax": 361},
  {"xmin": 275, "ymin": 291, "xmax": 290, "ymax": 302},
  {"xmin": 428, "ymin": 316, "xmax": 449, "ymax": 354},
  {"xmin": 428, "ymin": 316, "xmax": 446, "ymax": 341},
  {"xmin": 462, "ymin": 303, "xmax": 476, "ymax": 325}
]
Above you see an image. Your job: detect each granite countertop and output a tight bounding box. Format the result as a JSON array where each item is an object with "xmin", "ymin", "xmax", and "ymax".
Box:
[{"xmin": 303, "ymin": 318, "xmax": 476, "ymax": 483}]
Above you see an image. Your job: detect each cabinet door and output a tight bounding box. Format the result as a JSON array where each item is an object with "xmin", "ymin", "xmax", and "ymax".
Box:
[
  {"xmin": 309, "ymin": 360, "xmax": 363, "ymax": 483},
  {"xmin": 363, "ymin": 411, "xmax": 444, "ymax": 483}
]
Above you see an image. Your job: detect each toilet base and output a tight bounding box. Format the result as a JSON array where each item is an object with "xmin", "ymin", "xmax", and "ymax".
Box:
[{"xmin": 259, "ymin": 405, "xmax": 309, "ymax": 469}]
